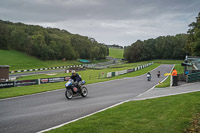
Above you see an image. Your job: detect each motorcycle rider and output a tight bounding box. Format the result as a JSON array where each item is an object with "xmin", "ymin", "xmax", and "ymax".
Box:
[
  {"xmin": 157, "ymin": 71, "xmax": 161, "ymax": 78},
  {"xmin": 70, "ymin": 70, "xmax": 82, "ymax": 90},
  {"xmin": 147, "ymin": 72, "xmax": 151, "ymax": 81}
]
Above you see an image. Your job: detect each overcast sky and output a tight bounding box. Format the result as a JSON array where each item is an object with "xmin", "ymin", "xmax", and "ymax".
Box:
[{"xmin": 0, "ymin": 0, "xmax": 200, "ymax": 46}]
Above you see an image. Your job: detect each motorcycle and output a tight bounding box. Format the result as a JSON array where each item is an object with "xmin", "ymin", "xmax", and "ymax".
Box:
[
  {"xmin": 157, "ymin": 71, "xmax": 160, "ymax": 78},
  {"xmin": 65, "ymin": 79, "xmax": 88, "ymax": 99},
  {"xmin": 147, "ymin": 74, "xmax": 151, "ymax": 81}
]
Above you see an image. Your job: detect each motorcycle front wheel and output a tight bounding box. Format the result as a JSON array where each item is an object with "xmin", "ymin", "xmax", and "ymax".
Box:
[
  {"xmin": 65, "ymin": 89, "xmax": 73, "ymax": 99},
  {"xmin": 81, "ymin": 87, "xmax": 88, "ymax": 97}
]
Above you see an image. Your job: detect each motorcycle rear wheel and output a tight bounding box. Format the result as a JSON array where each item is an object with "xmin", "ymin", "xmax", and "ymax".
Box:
[
  {"xmin": 81, "ymin": 87, "xmax": 88, "ymax": 97},
  {"xmin": 65, "ymin": 90, "xmax": 73, "ymax": 99}
]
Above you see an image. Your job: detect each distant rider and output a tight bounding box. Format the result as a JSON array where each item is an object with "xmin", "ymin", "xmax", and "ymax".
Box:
[
  {"xmin": 157, "ymin": 71, "xmax": 160, "ymax": 78},
  {"xmin": 147, "ymin": 72, "xmax": 151, "ymax": 80},
  {"xmin": 70, "ymin": 71, "xmax": 82, "ymax": 89},
  {"xmin": 147, "ymin": 72, "xmax": 151, "ymax": 76}
]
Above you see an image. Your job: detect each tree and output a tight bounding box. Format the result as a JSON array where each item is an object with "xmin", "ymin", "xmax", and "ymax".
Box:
[
  {"xmin": 124, "ymin": 35, "xmax": 187, "ymax": 62},
  {"xmin": 10, "ymin": 29, "xmax": 28, "ymax": 52},
  {"xmin": 124, "ymin": 40, "xmax": 143, "ymax": 62},
  {"xmin": 0, "ymin": 19, "xmax": 109, "ymax": 60},
  {"xmin": 0, "ymin": 22, "xmax": 10, "ymax": 49},
  {"xmin": 186, "ymin": 12, "xmax": 200, "ymax": 56}
]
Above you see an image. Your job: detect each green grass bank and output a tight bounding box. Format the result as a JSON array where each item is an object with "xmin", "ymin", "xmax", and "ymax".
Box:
[
  {"xmin": 46, "ymin": 91, "xmax": 200, "ymax": 133},
  {"xmin": 156, "ymin": 63, "xmax": 184, "ymax": 88},
  {"xmin": 109, "ymin": 48, "xmax": 124, "ymax": 59},
  {"xmin": 0, "ymin": 49, "xmax": 81, "ymax": 71}
]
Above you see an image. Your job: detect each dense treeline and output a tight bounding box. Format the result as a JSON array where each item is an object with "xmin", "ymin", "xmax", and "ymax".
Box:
[
  {"xmin": 185, "ymin": 12, "xmax": 200, "ymax": 56},
  {"xmin": 124, "ymin": 12, "xmax": 200, "ymax": 62},
  {"xmin": 124, "ymin": 34, "xmax": 187, "ymax": 62},
  {"xmin": 0, "ymin": 20, "xmax": 109, "ymax": 60},
  {"xmin": 108, "ymin": 44, "xmax": 123, "ymax": 49}
]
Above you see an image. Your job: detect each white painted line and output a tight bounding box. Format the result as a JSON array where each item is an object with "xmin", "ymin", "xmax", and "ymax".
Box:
[
  {"xmin": 37, "ymin": 100, "xmax": 130, "ymax": 133},
  {"xmin": 135, "ymin": 64, "xmax": 174, "ymax": 98},
  {"xmin": 0, "ymin": 88, "xmax": 64, "ymax": 101},
  {"xmin": 178, "ymin": 82, "xmax": 196, "ymax": 87},
  {"xmin": 134, "ymin": 89, "xmax": 200, "ymax": 101}
]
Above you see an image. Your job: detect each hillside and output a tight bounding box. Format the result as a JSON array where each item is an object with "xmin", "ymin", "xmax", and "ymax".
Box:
[
  {"xmin": 0, "ymin": 19, "xmax": 108, "ymax": 60},
  {"xmin": 109, "ymin": 48, "xmax": 124, "ymax": 59},
  {"xmin": 0, "ymin": 50, "xmax": 81, "ymax": 70}
]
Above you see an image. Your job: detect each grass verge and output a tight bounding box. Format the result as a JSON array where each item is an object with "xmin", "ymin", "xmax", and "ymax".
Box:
[
  {"xmin": 46, "ymin": 91, "xmax": 200, "ymax": 133},
  {"xmin": 0, "ymin": 50, "xmax": 81, "ymax": 70},
  {"xmin": 109, "ymin": 48, "xmax": 124, "ymax": 59},
  {"xmin": 155, "ymin": 63, "xmax": 184, "ymax": 88},
  {"xmin": 156, "ymin": 76, "xmax": 171, "ymax": 88},
  {"xmin": 0, "ymin": 49, "xmax": 108, "ymax": 71}
]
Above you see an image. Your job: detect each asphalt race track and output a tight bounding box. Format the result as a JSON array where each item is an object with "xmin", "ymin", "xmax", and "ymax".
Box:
[{"xmin": 0, "ymin": 64, "xmax": 173, "ymax": 133}]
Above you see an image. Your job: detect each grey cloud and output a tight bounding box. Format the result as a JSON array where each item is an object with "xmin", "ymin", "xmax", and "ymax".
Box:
[
  {"xmin": 1, "ymin": 0, "xmax": 199, "ymax": 22},
  {"xmin": 0, "ymin": 0, "xmax": 199, "ymax": 45}
]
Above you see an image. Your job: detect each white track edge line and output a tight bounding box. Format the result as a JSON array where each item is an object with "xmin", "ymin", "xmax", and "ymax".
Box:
[
  {"xmin": 37, "ymin": 100, "xmax": 130, "ymax": 133},
  {"xmin": 135, "ymin": 64, "xmax": 174, "ymax": 98},
  {"xmin": 134, "ymin": 89, "xmax": 200, "ymax": 101},
  {"xmin": 0, "ymin": 88, "xmax": 64, "ymax": 101}
]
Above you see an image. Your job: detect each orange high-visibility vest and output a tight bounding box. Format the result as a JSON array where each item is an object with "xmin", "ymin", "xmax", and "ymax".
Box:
[{"xmin": 172, "ymin": 69, "xmax": 177, "ymax": 76}]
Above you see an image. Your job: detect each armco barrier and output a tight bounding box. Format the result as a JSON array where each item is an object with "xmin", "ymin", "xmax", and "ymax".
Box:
[
  {"xmin": 115, "ymin": 71, "xmax": 119, "ymax": 76},
  {"xmin": 40, "ymin": 77, "xmax": 70, "ymax": 84},
  {"xmin": 0, "ymin": 81, "xmax": 15, "ymax": 88},
  {"xmin": 0, "ymin": 76, "xmax": 70, "ymax": 89},
  {"xmin": 107, "ymin": 72, "xmax": 112, "ymax": 78},
  {"xmin": 14, "ymin": 79, "xmax": 38, "ymax": 87},
  {"xmin": 106, "ymin": 62, "xmax": 153, "ymax": 78},
  {"xmin": 119, "ymin": 70, "xmax": 127, "ymax": 75},
  {"xmin": 187, "ymin": 72, "xmax": 200, "ymax": 83},
  {"xmin": 135, "ymin": 67, "xmax": 137, "ymax": 71},
  {"xmin": 10, "ymin": 65, "xmax": 84, "ymax": 74},
  {"xmin": 127, "ymin": 69, "xmax": 134, "ymax": 73},
  {"xmin": 112, "ymin": 72, "xmax": 115, "ymax": 77}
]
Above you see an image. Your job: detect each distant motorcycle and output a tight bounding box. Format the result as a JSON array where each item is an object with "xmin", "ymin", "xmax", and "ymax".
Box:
[
  {"xmin": 147, "ymin": 74, "xmax": 151, "ymax": 81},
  {"xmin": 65, "ymin": 79, "xmax": 88, "ymax": 99},
  {"xmin": 157, "ymin": 71, "xmax": 161, "ymax": 78}
]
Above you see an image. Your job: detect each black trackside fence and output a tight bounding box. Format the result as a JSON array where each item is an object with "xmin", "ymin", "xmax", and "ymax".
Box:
[{"xmin": 0, "ymin": 76, "xmax": 70, "ymax": 89}]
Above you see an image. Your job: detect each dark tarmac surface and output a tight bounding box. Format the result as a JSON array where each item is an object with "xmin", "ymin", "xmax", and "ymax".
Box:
[{"xmin": 0, "ymin": 64, "xmax": 173, "ymax": 133}]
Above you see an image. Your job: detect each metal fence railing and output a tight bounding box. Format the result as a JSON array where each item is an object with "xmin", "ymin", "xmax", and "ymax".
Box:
[{"xmin": 187, "ymin": 72, "xmax": 200, "ymax": 83}]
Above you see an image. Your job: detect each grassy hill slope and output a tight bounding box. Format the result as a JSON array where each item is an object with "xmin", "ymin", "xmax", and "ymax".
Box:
[
  {"xmin": 109, "ymin": 48, "xmax": 124, "ymax": 59},
  {"xmin": 0, "ymin": 50, "xmax": 81, "ymax": 70}
]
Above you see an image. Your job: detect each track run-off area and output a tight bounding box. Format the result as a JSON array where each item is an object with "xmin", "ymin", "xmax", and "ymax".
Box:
[{"xmin": 0, "ymin": 64, "xmax": 173, "ymax": 133}]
